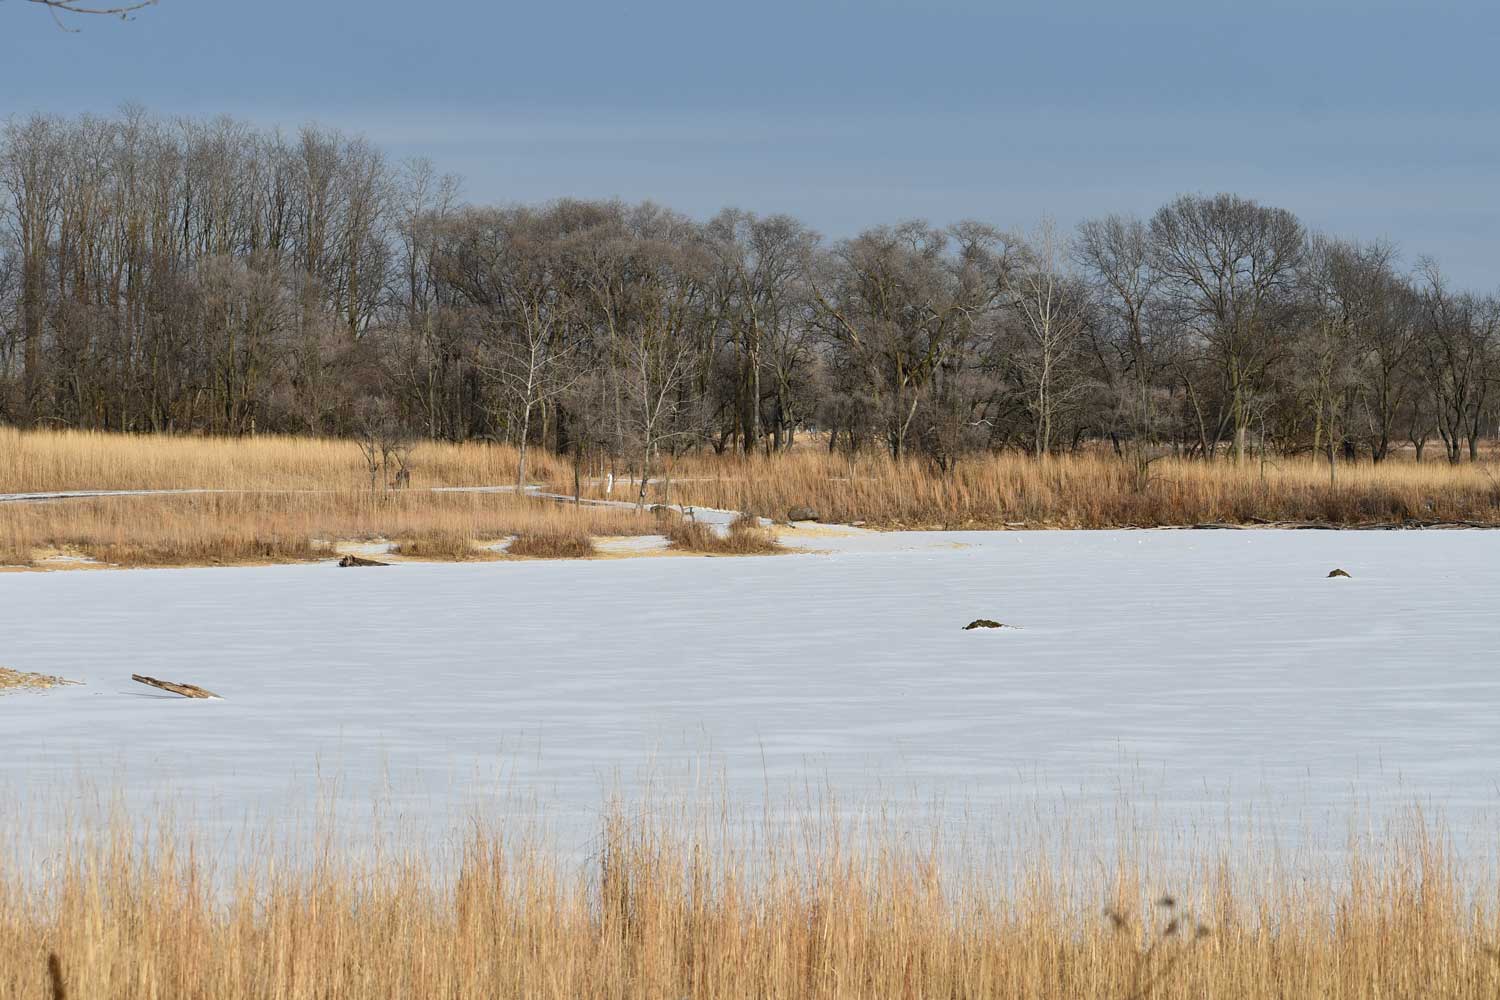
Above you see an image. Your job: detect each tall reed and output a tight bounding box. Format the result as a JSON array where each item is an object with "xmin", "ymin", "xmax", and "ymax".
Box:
[
  {"xmin": 631, "ymin": 449, "xmax": 1500, "ymax": 528},
  {"xmin": 0, "ymin": 426, "xmax": 569, "ymax": 494},
  {"xmin": 0, "ymin": 799, "xmax": 1495, "ymax": 999},
  {"xmin": 7, "ymin": 428, "xmax": 1500, "ymax": 537}
]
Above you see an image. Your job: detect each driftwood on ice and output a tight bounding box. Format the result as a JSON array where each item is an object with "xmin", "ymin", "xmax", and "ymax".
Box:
[{"xmin": 131, "ymin": 674, "xmax": 221, "ymax": 699}]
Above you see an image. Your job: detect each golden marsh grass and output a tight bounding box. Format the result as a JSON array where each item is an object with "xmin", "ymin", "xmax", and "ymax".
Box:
[
  {"xmin": 0, "ymin": 426, "xmax": 569, "ymax": 494},
  {"xmin": 629, "ymin": 449, "xmax": 1500, "ymax": 529},
  {"xmin": 0, "ymin": 491, "xmax": 652, "ymax": 568},
  {"xmin": 6, "ymin": 429, "xmax": 1500, "ymax": 569},
  {"xmin": 0, "ymin": 799, "xmax": 1495, "ymax": 999}
]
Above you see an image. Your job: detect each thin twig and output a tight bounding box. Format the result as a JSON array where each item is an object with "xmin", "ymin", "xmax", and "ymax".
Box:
[{"xmin": 24, "ymin": 0, "xmax": 156, "ymax": 31}]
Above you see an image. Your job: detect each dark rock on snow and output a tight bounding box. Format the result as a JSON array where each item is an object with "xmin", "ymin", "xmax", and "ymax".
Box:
[
  {"xmin": 787, "ymin": 507, "xmax": 820, "ymax": 522},
  {"xmin": 963, "ymin": 619, "xmax": 1008, "ymax": 630},
  {"xmin": 1327, "ymin": 568, "xmax": 1352, "ymax": 578}
]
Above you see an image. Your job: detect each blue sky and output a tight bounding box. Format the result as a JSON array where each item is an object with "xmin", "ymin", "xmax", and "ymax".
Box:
[{"xmin": 5, "ymin": 0, "xmax": 1497, "ymax": 286}]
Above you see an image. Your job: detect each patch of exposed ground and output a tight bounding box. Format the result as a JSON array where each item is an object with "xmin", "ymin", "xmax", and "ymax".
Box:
[
  {"xmin": 594, "ymin": 534, "xmax": 690, "ymax": 558},
  {"xmin": 775, "ymin": 522, "xmax": 871, "ymax": 539},
  {"xmin": 1, "ymin": 546, "xmax": 108, "ymax": 570},
  {"xmin": 35, "ymin": 548, "xmax": 104, "ymax": 567},
  {"xmin": 331, "ymin": 538, "xmax": 396, "ymax": 556}
]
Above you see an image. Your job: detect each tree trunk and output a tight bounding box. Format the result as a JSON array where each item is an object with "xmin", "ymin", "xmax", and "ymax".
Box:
[{"xmin": 515, "ymin": 400, "xmax": 533, "ymax": 490}]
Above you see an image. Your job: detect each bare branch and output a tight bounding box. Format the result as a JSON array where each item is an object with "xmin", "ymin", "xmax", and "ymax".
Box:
[{"xmin": 23, "ymin": 0, "xmax": 156, "ymax": 31}]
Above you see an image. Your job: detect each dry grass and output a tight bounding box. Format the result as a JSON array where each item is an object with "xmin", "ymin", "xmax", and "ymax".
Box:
[
  {"xmin": 626, "ymin": 450, "xmax": 1500, "ymax": 529},
  {"xmin": 0, "ymin": 426, "xmax": 569, "ymax": 493},
  {"xmin": 0, "ymin": 540, "xmax": 32, "ymax": 567},
  {"xmin": 392, "ymin": 529, "xmax": 493, "ymax": 562},
  {"xmin": 0, "ymin": 491, "xmax": 651, "ymax": 567},
  {"xmin": 507, "ymin": 527, "xmax": 597, "ymax": 559},
  {"xmin": 0, "ymin": 667, "xmax": 77, "ymax": 693},
  {"xmin": 8, "ymin": 429, "xmax": 1500, "ymax": 552},
  {"xmin": 666, "ymin": 513, "xmax": 782, "ymax": 554},
  {"xmin": 1, "ymin": 802, "xmax": 1497, "ymax": 999}
]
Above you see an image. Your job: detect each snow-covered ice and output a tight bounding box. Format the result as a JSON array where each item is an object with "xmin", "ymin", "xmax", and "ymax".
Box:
[{"xmin": 3, "ymin": 529, "xmax": 1498, "ymax": 861}]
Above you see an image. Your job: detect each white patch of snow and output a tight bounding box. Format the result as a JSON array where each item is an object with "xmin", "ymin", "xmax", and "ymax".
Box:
[
  {"xmin": 34, "ymin": 552, "xmax": 101, "ymax": 565},
  {"xmin": 0, "ymin": 488, "xmax": 225, "ymax": 504},
  {"xmin": 595, "ymin": 534, "xmax": 671, "ymax": 554},
  {"xmin": 1, "ymin": 530, "xmax": 1497, "ymax": 862}
]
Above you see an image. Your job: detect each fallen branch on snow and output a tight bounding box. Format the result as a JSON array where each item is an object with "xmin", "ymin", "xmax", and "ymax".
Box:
[{"xmin": 131, "ymin": 674, "xmax": 221, "ymax": 699}]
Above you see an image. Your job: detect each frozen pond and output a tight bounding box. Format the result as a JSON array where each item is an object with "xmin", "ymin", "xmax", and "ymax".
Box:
[{"xmin": 3, "ymin": 530, "xmax": 1499, "ymax": 861}]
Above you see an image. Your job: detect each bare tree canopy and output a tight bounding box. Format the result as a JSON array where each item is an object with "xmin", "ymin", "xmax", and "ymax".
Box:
[{"xmin": 0, "ymin": 108, "xmax": 1496, "ymax": 471}]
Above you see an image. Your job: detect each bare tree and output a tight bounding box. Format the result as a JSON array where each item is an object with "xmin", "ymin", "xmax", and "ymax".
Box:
[
  {"xmin": 433, "ymin": 207, "xmax": 586, "ymax": 487},
  {"xmin": 1074, "ymin": 214, "xmax": 1161, "ymax": 462},
  {"xmin": 1414, "ymin": 261, "xmax": 1496, "ymax": 463},
  {"xmin": 614, "ymin": 215, "xmax": 709, "ymax": 507},
  {"xmin": 1150, "ymin": 194, "xmax": 1304, "ymax": 462},
  {"xmin": 1007, "ymin": 218, "xmax": 1091, "ymax": 457},
  {"xmin": 808, "ymin": 221, "xmax": 1007, "ymax": 460},
  {"xmin": 704, "ymin": 210, "xmax": 820, "ymax": 454},
  {"xmin": 0, "ymin": 115, "xmax": 62, "ymax": 418},
  {"xmin": 390, "ymin": 158, "xmax": 461, "ymax": 438},
  {"xmin": 1297, "ymin": 237, "xmax": 1370, "ymax": 481},
  {"xmin": 4, "ymin": 107, "xmax": 1500, "ymax": 472}
]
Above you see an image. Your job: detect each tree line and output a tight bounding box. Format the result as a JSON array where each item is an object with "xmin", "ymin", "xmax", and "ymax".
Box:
[{"xmin": 2, "ymin": 109, "xmax": 1495, "ymax": 477}]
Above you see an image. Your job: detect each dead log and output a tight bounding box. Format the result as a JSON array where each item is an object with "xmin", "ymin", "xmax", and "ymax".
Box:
[
  {"xmin": 338, "ymin": 554, "xmax": 388, "ymax": 567},
  {"xmin": 131, "ymin": 674, "xmax": 220, "ymax": 699}
]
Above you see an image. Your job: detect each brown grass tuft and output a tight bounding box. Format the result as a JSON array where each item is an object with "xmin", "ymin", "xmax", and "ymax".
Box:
[
  {"xmin": 506, "ymin": 528, "xmax": 596, "ymax": 559},
  {"xmin": 392, "ymin": 529, "xmax": 487, "ymax": 561},
  {"xmin": 666, "ymin": 513, "xmax": 782, "ymax": 554}
]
